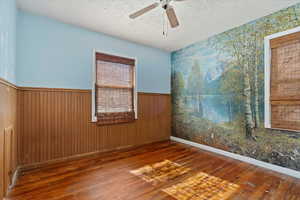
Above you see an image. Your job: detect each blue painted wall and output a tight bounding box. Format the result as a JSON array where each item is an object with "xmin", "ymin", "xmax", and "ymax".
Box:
[
  {"xmin": 0, "ymin": 0, "xmax": 17, "ymax": 84},
  {"xmin": 17, "ymin": 11, "xmax": 171, "ymax": 93}
]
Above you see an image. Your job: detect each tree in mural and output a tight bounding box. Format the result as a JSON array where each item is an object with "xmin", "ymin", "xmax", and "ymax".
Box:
[
  {"xmin": 243, "ymin": 28, "xmax": 256, "ymax": 139},
  {"xmin": 254, "ymin": 35, "xmax": 261, "ymax": 128},
  {"xmin": 172, "ymin": 71, "xmax": 185, "ymax": 105},
  {"xmin": 211, "ymin": 26, "xmax": 256, "ymax": 139},
  {"xmin": 219, "ymin": 64, "xmax": 244, "ymax": 122},
  {"xmin": 187, "ymin": 60, "xmax": 204, "ymax": 116},
  {"xmin": 246, "ymin": 31, "xmax": 262, "ymax": 129}
]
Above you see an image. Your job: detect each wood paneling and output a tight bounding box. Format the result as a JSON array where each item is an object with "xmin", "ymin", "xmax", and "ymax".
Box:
[
  {"xmin": 0, "ymin": 82, "xmax": 170, "ymax": 197},
  {"xmin": 0, "ymin": 78, "xmax": 18, "ymax": 199},
  {"xmin": 4, "ymin": 127, "xmax": 13, "ymax": 193},
  {"xmin": 17, "ymin": 87, "xmax": 171, "ymax": 167},
  {"xmin": 7, "ymin": 141, "xmax": 300, "ymax": 200}
]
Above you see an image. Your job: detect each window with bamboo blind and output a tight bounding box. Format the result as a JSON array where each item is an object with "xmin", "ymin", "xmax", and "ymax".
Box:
[
  {"xmin": 267, "ymin": 30, "xmax": 300, "ymax": 131},
  {"xmin": 94, "ymin": 52, "xmax": 136, "ymax": 125}
]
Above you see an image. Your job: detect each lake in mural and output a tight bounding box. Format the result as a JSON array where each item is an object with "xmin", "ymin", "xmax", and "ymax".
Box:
[{"xmin": 171, "ymin": 3, "xmax": 300, "ymax": 171}]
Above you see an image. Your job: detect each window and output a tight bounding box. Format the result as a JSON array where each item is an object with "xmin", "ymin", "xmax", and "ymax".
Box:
[
  {"xmin": 92, "ymin": 51, "xmax": 137, "ymax": 125},
  {"xmin": 265, "ymin": 27, "xmax": 300, "ymax": 132}
]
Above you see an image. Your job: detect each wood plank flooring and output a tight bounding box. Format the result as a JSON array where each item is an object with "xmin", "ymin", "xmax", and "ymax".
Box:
[{"xmin": 6, "ymin": 141, "xmax": 300, "ymax": 200}]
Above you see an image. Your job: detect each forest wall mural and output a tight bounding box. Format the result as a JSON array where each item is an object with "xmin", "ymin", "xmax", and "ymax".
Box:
[{"xmin": 171, "ymin": 3, "xmax": 300, "ymax": 171}]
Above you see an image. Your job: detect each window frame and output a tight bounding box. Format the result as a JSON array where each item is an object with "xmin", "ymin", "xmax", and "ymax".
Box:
[
  {"xmin": 264, "ymin": 26, "xmax": 300, "ymax": 132},
  {"xmin": 91, "ymin": 49, "xmax": 138, "ymax": 123}
]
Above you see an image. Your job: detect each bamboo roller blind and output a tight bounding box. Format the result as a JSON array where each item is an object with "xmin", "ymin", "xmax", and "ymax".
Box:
[
  {"xmin": 270, "ymin": 32, "xmax": 300, "ymax": 131},
  {"xmin": 95, "ymin": 52, "xmax": 135, "ymax": 125}
]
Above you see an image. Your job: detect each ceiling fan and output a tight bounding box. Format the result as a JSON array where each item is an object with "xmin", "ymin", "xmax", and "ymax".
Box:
[{"xmin": 129, "ymin": 0, "xmax": 186, "ymax": 28}]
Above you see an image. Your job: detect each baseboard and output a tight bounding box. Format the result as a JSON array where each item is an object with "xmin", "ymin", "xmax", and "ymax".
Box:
[
  {"xmin": 19, "ymin": 148, "xmax": 133, "ymax": 171},
  {"xmin": 4, "ymin": 167, "xmax": 21, "ymax": 197},
  {"xmin": 170, "ymin": 136, "xmax": 300, "ymax": 179},
  {"xmin": 10, "ymin": 167, "xmax": 20, "ymax": 189}
]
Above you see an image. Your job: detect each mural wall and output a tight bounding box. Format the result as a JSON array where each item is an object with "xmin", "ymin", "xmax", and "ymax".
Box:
[{"xmin": 171, "ymin": 3, "xmax": 300, "ymax": 171}]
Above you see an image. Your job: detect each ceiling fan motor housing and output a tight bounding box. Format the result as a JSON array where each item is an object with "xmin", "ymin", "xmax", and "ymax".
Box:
[{"xmin": 161, "ymin": 0, "xmax": 172, "ymax": 9}]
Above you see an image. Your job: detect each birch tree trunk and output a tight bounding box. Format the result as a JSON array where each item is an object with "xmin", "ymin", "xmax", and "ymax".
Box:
[
  {"xmin": 244, "ymin": 63, "xmax": 254, "ymax": 139},
  {"xmin": 254, "ymin": 58, "xmax": 260, "ymax": 128},
  {"xmin": 293, "ymin": 7, "xmax": 298, "ymax": 21},
  {"xmin": 228, "ymin": 100, "xmax": 232, "ymax": 122},
  {"xmin": 254, "ymin": 37, "xmax": 260, "ymax": 128},
  {"xmin": 198, "ymin": 95, "xmax": 203, "ymax": 117},
  {"xmin": 193, "ymin": 96, "xmax": 197, "ymax": 113}
]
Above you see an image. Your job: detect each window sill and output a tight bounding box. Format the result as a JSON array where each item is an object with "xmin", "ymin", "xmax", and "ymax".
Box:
[
  {"xmin": 266, "ymin": 127, "xmax": 300, "ymax": 133},
  {"xmin": 95, "ymin": 119, "xmax": 136, "ymax": 126}
]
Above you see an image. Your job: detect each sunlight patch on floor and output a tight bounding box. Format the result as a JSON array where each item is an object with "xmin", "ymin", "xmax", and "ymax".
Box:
[
  {"xmin": 162, "ymin": 172, "xmax": 240, "ymax": 200},
  {"xmin": 130, "ymin": 160, "xmax": 191, "ymax": 185}
]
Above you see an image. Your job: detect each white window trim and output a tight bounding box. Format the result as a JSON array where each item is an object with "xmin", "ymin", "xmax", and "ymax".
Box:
[
  {"xmin": 91, "ymin": 49, "xmax": 138, "ymax": 122},
  {"xmin": 264, "ymin": 26, "xmax": 300, "ymax": 130}
]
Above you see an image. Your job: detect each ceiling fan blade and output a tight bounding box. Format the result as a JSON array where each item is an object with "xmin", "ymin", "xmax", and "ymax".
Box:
[
  {"xmin": 129, "ymin": 3, "xmax": 159, "ymax": 19},
  {"xmin": 166, "ymin": 6, "xmax": 179, "ymax": 28}
]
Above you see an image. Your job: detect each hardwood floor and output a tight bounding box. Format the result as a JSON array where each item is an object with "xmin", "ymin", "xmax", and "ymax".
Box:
[{"xmin": 6, "ymin": 141, "xmax": 300, "ymax": 200}]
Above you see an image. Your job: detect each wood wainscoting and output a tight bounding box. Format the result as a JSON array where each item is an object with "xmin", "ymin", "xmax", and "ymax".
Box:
[
  {"xmin": 0, "ymin": 79, "xmax": 18, "ymax": 199},
  {"xmin": 17, "ymin": 87, "xmax": 171, "ymax": 168}
]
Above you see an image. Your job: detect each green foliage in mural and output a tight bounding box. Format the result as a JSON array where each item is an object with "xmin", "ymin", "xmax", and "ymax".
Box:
[{"xmin": 187, "ymin": 61, "xmax": 204, "ymax": 116}]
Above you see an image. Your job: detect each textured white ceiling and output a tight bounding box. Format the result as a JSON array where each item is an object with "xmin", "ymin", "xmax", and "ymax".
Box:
[{"xmin": 17, "ymin": 0, "xmax": 300, "ymax": 52}]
